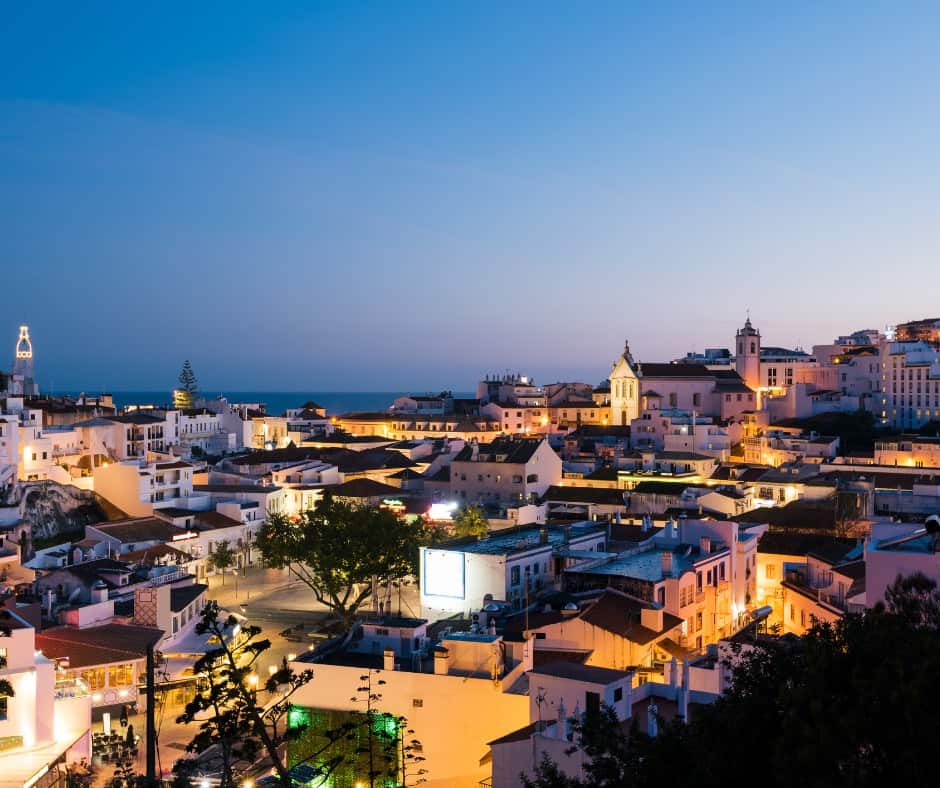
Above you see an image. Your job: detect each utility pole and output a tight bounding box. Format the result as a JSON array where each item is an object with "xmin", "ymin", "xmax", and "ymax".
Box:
[{"xmin": 146, "ymin": 642, "xmax": 157, "ymax": 782}]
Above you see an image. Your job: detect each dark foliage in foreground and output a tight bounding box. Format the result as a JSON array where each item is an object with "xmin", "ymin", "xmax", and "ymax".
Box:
[{"xmin": 523, "ymin": 572, "xmax": 940, "ymax": 788}]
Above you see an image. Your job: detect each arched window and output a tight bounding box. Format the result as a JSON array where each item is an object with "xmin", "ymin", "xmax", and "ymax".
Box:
[{"xmin": 750, "ymin": 342, "xmax": 756, "ymax": 353}]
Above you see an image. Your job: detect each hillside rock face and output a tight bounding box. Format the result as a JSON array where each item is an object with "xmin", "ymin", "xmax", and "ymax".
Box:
[{"xmin": 9, "ymin": 482, "xmax": 109, "ymax": 551}]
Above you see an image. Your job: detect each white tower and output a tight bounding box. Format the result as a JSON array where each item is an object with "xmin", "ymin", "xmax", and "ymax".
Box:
[
  {"xmin": 735, "ymin": 316, "xmax": 760, "ymax": 391},
  {"xmin": 13, "ymin": 325, "xmax": 34, "ymax": 380}
]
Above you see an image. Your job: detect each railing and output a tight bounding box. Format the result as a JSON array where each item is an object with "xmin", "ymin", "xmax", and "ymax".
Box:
[
  {"xmin": 150, "ymin": 568, "xmax": 187, "ymax": 586},
  {"xmin": 55, "ymin": 678, "xmax": 90, "ymax": 699}
]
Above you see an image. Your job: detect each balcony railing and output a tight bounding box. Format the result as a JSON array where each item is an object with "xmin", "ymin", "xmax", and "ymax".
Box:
[{"xmin": 55, "ymin": 678, "xmax": 90, "ymax": 699}]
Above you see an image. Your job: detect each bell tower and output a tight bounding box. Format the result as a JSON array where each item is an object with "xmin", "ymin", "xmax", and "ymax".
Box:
[{"xmin": 735, "ymin": 315, "xmax": 760, "ymax": 391}]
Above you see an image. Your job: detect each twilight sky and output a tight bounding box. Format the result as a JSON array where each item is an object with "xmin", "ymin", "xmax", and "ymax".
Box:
[{"xmin": 2, "ymin": 2, "xmax": 939, "ymax": 392}]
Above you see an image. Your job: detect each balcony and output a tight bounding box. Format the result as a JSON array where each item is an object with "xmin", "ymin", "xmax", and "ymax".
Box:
[{"xmin": 55, "ymin": 678, "xmax": 90, "ymax": 699}]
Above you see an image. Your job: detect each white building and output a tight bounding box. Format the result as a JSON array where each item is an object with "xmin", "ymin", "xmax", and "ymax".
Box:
[
  {"xmin": 631, "ymin": 409, "xmax": 738, "ymax": 459},
  {"xmin": 865, "ymin": 518, "xmax": 940, "ymax": 607},
  {"xmin": 420, "ymin": 522, "xmax": 607, "ymax": 617},
  {"xmin": 93, "ymin": 458, "xmax": 205, "ymax": 517},
  {"xmin": 0, "ymin": 602, "xmax": 93, "ymax": 787},
  {"xmin": 449, "ymin": 437, "xmax": 562, "ymax": 506},
  {"xmin": 878, "ymin": 339, "xmax": 940, "ymax": 429}
]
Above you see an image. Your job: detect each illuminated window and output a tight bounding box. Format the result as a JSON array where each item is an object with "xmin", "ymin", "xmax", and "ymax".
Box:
[
  {"xmin": 80, "ymin": 668, "xmax": 106, "ymax": 690},
  {"xmin": 108, "ymin": 663, "xmax": 134, "ymax": 687}
]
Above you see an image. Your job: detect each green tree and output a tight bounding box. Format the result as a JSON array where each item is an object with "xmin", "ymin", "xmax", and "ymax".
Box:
[
  {"xmin": 258, "ymin": 494, "xmax": 424, "ymax": 629},
  {"xmin": 452, "ymin": 505, "xmax": 489, "ymax": 538},
  {"xmin": 208, "ymin": 539, "xmax": 237, "ymax": 584},
  {"xmin": 177, "ymin": 601, "xmax": 340, "ymax": 787},
  {"xmin": 347, "ymin": 669, "xmax": 426, "ymax": 788}
]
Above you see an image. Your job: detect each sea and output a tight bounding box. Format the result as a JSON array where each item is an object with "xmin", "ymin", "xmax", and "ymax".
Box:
[{"xmin": 64, "ymin": 391, "xmax": 475, "ymax": 416}]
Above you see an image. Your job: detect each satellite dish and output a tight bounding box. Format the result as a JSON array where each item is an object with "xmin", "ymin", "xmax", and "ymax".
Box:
[{"xmin": 926, "ymin": 515, "xmax": 940, "ymax": 535}]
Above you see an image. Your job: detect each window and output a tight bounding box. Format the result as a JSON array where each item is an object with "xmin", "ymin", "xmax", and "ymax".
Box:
[
  {"xmin": 374, "ymin": 628, "xmax": 390, "ymax": 636},
  {"xmin": 788, "ymin": 604, "xmax": 795, "ymax": 622},
  {"xmin": 0, "ymin": 696, "xmax": 7, "ymax": 721},
  {"xmin": 412, "ymin": 698, "xmax": 423, "ymax": 708},
  {"xmin": 669, "ymin": 393, "xmax": 678, "ymax": 408},
  {"xmin": 80, "ymin": 668, "xmax": 106, "ymax": 690},
  {"xmin": 800, "ymin": 610, "xmax": 806, "ymax": 627},
  {"xmin": 766, "ymin": 563, "xmax": 776, "ymax": 579},
  {"xmin": 586, "ymin": 691, "xmax": 600, "ymax": 716},
  {"xmin": 0, "ymin": 648, "xmax": 6, "ymax": 669},
  {"xmin": 613, "ymin": 687, "xmax": 623, "ymax": 702},
  {"xmin": 510, "ymin": 566, "xmax": 521, "ymax": 586},
  {"xmin": 692, "ymin": 393, "xmax": 701, "ymax": 407},
  {"xmin": 108, "ymin": 663, "xmax": 134, "ymax": 687},
  {"xmin": 695, "ymin": 612, "xmax": 703, "ymax": 632}
]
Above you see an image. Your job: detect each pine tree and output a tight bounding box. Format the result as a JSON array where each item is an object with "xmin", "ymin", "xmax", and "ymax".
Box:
[{"xmin": 178, "ymin": 360, "xmax": 198, "ymax": 396}]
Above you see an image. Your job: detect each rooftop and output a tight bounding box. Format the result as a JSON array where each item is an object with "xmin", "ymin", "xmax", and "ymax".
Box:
[
  {"xmin": 170, "ymin": 583, "xmax": 208, "ymax": 612},
  {"xmin": 531, "ymin": 661, "xmax": 631, "ymax": 685},
  {"xmin": 36, "ymin": 623, "xmax": 163, "ymax": 669},
  {"xmin": 437, "ymin": 523, "xmax": 605, "ymax": 557},
  {"xmin": 571, "ymin": 542, "xmax": 722, "ymax": 583},
  {"xmin": 93, "ymin": 517, "xmax": 184, "ymax": 544}
]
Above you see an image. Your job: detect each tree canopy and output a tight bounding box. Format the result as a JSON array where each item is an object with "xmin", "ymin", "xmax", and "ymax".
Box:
[
  {"xmin": 522, "ymin": 572, "xmax": 940, "ymax": 788},
  {"xmin": 175, "ymin": 601, "xmax": 337, "ymax": 787},
  {"xmin": 257, "ymin": 494, "xmax": 425, "ymax": 628},
  {"xmin": 452, "ymin": 505, "xmax": 489, "ymax": 538},
  {"xmin": 208, "ymin": 539, "xmax": 237, "ymax": 583}
]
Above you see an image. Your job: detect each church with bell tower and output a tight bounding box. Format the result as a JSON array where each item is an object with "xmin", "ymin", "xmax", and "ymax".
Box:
[
  {"xmin": 609, "ymin": 339, "xmax": 640, "ymax": 426},
  {"xmin": 735, "ymin": 315, "xmax": 761, "ymax": 392}
]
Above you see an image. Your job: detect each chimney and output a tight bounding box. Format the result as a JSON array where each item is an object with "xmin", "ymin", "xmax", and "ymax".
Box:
[
  {"xmin": 641, "ymin": 607, "xmax": 665, "ymax": 632},
  {"xmin": 383, "ymin": 648, "xmax": 395, "ymax": 671},
  {"xmin": 91, "ymin": 580, "xmax": 109, "ymax": 604},
  {"xmin": 661, "ymin": 551, "xmax": 674, "ymax": 577},
  {"xmin": 699, "ymin": 536, "xmax": 712, "ymax": 555},
  {"xmin": 433, "ymin": 646, "xmax": 450, "ymax": 675}
]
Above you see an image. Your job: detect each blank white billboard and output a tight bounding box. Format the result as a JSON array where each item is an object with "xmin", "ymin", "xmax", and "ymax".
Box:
[{"xmin": 423, "ymin": 550, "xmax": 466, "ymax": 599}]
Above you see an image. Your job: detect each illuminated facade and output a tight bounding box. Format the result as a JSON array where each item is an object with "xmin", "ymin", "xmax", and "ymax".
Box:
[
  {"xmin": 878, "ymin": 339, "xmax": 940, "ymax": 429},
  {"xmin": 0, "ymin": 606, "xmax": 92, "ymax": 787}
]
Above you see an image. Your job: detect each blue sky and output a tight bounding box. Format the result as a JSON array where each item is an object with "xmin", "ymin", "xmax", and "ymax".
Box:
[{"xmin": 2, "ymin": 2, "xmax": 939, "ymax": 391}]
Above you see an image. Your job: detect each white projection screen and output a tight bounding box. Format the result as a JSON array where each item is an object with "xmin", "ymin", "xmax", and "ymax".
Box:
[{"xmin": 423, "ymin": 550, "xmax": 466, "ymax": 598}]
